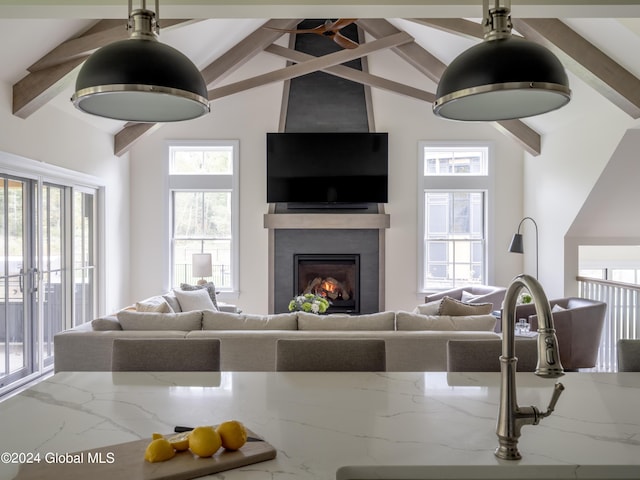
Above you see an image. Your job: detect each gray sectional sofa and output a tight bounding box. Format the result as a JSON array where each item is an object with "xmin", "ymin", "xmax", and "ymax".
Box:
[{"xmin": 53, "ymin": 295, "xmax": 502, "ymax": 373}]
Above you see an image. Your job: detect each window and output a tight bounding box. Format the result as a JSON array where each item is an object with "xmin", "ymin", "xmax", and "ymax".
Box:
[
  {"xmin": 419, "ymin": 143, "xmax": 492, "ymax": 292},
  {"xmin": 168, "ymin": 142, "xmax": 239, "ymax": 292}
]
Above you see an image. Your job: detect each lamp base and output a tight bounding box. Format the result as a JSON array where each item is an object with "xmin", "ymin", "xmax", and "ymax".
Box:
[{"xmin": 197, "ymin": 278, "xmax": 207, "ymax": 286}]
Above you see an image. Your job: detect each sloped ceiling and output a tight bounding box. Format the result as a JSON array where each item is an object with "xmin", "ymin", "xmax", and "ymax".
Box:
[{"xmin": 4, "ymin": 1, "xmax": 640, "ymax": 156}]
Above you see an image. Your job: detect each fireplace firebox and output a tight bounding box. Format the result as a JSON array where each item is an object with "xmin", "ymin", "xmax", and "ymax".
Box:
[{"xmin": 294, "ymin": 254, "xmax": 360, "ymax": 313}]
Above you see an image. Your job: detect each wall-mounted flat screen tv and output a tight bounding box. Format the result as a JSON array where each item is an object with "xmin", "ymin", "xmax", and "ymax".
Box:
[{"xmin": 266, "ymin": 132, "xmax": 388, "ymax": 204}]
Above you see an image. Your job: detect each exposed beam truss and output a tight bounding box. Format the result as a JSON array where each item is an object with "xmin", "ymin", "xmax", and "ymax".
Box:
[
  {"xmin": 13, "ymin": 19, "xmax": 194, "ymax": 119},
  {"xmin": 358, "ymin": 18, "xmax": 541, "ymax": 156},
  {"xmin": 114, "ymin": 18, "xmax": 301, "ymax": 156}
]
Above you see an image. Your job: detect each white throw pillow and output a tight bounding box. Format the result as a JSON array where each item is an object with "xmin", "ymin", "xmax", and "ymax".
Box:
[
  {"xmin": 136, "ymin": 298, "xmax": 173, "ymax": 313},
  {"xmin": 413, "ymin": 299, "xmax": 442, "ymax": 315},
  {"xmin": 174, "ymin": 288, "xmax": 217, "ymax": 312},
  {"xmin": 461, "ymin": 290, "xmax": 480, "ymax": 303}
]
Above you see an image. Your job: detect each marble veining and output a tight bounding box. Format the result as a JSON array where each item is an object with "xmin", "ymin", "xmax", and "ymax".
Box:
[{"xmin": 0, "ymin": 372, "xmax": 639, "ymax": 479}]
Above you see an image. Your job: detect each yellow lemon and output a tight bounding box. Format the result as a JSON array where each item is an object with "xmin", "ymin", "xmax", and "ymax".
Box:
[
  {"xmin": 216, "ymin": 420, "xmax": 248, "ymax": 451},
  {"xmin": 152, "ymin": 432, "xmax": 164, "ymax": 440},
  {"xmin": 188, "ymin": 426, "xmax": 222, "ymax": 458},
  {"xmin": 167, "ymin": 431, "xmax": 191, "ymax": 452},
  {"xmin": 144, "ymin": 438, "xmax": 176, "ymax": 463}
]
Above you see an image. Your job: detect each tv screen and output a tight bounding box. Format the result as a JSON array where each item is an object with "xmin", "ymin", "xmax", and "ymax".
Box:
[{"xmin": 266, "ymin": 132, "xmax": 388, "ymax": 204}]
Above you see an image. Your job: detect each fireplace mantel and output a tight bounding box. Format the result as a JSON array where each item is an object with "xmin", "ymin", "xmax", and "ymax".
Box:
[{"xmin": 264, "ymin": 212, "xmax": 390, "ymax": 230}]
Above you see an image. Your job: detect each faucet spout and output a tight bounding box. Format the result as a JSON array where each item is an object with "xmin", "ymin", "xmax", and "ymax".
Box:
[{"xmin": 495, "ymin": 274, "xmax": 564, "ymax": 460}]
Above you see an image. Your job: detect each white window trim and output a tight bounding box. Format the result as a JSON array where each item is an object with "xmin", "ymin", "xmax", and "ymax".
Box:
[
  {"xmin": 165, "ymin": 140, "xmax": 240, "ymax": 297},
  {"xmin": 417, "ymin": 141, "xmax": 495, "ymax": 293}
]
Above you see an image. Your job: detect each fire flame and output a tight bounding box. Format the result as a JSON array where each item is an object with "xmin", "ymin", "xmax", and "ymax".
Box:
[{"xmin": 321, "ymin": 279, "xmax": 338, "ymax": 294}]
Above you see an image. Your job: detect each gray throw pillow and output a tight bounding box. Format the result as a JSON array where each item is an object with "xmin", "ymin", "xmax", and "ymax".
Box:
[{"xmin": 437, "ymin": 296, "xmax": 493, "ymax": 316}]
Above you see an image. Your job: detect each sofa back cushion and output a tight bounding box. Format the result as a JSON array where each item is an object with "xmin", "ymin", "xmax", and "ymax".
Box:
[
  {"xmin": 202, "ymin": 311, "xmax": 298, "ymax": 330},
  {"xmin": 396, "ymin": 311, "xmax": 496, "ymax": 331},
  {"xmin": 297, "ymin": 311, "xmax": 395, "ymax": 331},
  {"xmin": 117, "ymin": 310, "xmax": 202, "ymax": 331}
]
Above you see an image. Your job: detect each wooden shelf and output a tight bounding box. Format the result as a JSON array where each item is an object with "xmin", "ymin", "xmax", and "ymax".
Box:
[{"xmin": 264, "ymin": 213, "xmax": 390, "ymax": 230}]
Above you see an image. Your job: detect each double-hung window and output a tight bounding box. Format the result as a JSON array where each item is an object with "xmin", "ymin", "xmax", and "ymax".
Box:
[
  {"xmin": 168, "ymin": 141, "xmax": 239, "ymax": 292},
  {"xmin": 419, "ymin": 143, "xmax": 492, "ymax": 291}
]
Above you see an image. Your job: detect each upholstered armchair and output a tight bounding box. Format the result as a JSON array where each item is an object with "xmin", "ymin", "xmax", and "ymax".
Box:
[
  {"xmin": 425, "ymin": 285, "xmax": 507, "ymax": 311},
  {"xmin": 513, "ymin": 297, "xmax": 607, "ymax": 371}
]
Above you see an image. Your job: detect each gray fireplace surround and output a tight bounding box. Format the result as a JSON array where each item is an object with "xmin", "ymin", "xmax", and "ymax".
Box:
[{"xmin": 265, "ymin": 203, "xmax": 390, "ymax": 314}]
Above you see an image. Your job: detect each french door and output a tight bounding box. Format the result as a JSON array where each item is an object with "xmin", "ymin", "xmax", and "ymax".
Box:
[{"xmin": 0, "ymin": 174, "xmax": 97, "ymax": 393}]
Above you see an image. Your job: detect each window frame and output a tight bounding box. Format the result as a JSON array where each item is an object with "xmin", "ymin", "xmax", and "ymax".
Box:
[
  {"xmin": 418, "ymin": 141, "xmax": 494, "ymax": 293},
  {"xmin": 167, "ymin": 140, "xmax": 239, "ymax": 295}
]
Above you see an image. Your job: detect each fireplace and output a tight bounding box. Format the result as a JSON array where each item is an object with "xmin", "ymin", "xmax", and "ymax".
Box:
[{"xmin": 294, "ymin": 254, "xmax": 360, "ymax": 313}]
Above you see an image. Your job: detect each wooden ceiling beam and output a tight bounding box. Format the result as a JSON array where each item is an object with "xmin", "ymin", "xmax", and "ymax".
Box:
[
  {"xmin": 28, "ymin": 19, "xmax": 195, "ymax": 72},
  {"xmin": 265, "ymin": 43, "xmax": 435, "ymax": 103},
  {"xmin": 512, "ymin": 18, "xmax": 640, "ymax": 118},
  {"xmin": 358, "ymin": 18, "xmax": 541, "ymax": 156},
  {"xmin": 13, "ymin": 56, "xmax": 87, "ymax": 118},
  {"xmin": 208, "ymin": 31, "xmax": 413, "ymax": 100},
  {"xmin": 113, "ymin": 18, "xmax": 301, "ymax": 156},
  {"xmin": 409, "ymin": 18, "xmax": 483, "ymax": 40},
  {"xmin": 200, "ymin": 18, "xmax": 300, "ymax": 87}
]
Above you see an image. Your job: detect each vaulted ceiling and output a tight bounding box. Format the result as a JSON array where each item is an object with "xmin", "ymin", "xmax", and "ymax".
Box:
[{"xmin": 4, "ymin": 1, "xmax": 640, "ymax": 157}]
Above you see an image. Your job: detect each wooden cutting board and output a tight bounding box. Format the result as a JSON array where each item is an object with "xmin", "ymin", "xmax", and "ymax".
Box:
[{"xmin": 15, "ymin": 429, "xmax": 277, "ymax": 480}]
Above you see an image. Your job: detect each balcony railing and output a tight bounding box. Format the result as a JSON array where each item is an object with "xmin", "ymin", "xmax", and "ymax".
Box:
[{"xmin": 578, "ymin": 276, "xmax": 640, "ymax": 372}]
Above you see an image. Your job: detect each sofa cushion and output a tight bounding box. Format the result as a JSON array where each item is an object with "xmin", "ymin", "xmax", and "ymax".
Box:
[
  {"xmin": 297, "ymin": 311, "xmax": 395, "ymax": 331},
  {"xmin": 174, "ymin": 288, "xmax": 217, "ymax": 312},
  {"xmin": 91, "ymin": 316, "xmax": 123, "ymax": 331},
  {"xmin": 202, "ymin": 311, "xmax": 297, "ymax": 330},
  {"xmin": 179, "ymin": 282, "xmax": 218, "ymax": 310},
  {"xmin": 438, "ymin": 296, "xmax": 493, "ymax": 316},
  {"xmin": 116, "ymin": 310, "xmax": 203, "ymax": 331},
  {"xmin": 413, "ymin": 299, "xmax": 442, "ymax": 315},
  {"xmin": 396, "ymin": 311, "xmax": 496, "ymax": 331}
]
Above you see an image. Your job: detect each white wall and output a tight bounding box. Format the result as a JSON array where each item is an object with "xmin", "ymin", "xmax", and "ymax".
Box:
[
  {"xmin": 521, "ymin": 76, "xmax": 637, "ymax": 298},
  {"xmin": 129, "ymin": 47, "xmax": 528, "ymax": 313},
  {"xmin": 0, "ymin": 82, "xmax": 130, "ymax": 315}
]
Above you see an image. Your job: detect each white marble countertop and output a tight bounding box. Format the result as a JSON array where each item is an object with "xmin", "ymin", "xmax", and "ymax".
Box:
[{"xmin": 1, "ymin": 371, "xmax": 639, "ymax": 479}]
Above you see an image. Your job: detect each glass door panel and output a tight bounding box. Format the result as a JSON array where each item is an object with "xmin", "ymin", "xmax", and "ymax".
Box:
[
  {"xmin": 73, "ymin": 190, "xmax": 96, "ymax": 326},
  {"xmin": 41, "ymin": 184, "xmax": 65, "ymax": 366},
  {"xmin": 0, "ymin": 177, "xmax": 32, "ymax": 384}
]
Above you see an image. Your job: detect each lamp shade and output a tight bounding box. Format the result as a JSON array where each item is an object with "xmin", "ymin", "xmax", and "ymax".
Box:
[
  {"xmin": 71, "ymin": 7, "xmax": 209, "ymax": 122},
  {"xmin": 508, "ymin": 233, "xmax": 524, "ymax": 254},
  {"xmin": 192, "ymin": 253, "xmax": 212, "ymax": 278},
  {"xmin": 433, "ymin": 35, "xmax": 571, "ymax": 121}
]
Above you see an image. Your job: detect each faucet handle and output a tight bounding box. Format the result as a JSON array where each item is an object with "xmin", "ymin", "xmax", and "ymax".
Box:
[{"xmin": 540, "ymin": 382, "xmax": 565, "ymax": 418}]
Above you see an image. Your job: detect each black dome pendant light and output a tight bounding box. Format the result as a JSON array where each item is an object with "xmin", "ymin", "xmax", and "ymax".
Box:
[
  {"xmin": 433, "ymin": 0, "xmax": 571, "ymax": 121},
  {"xmin": 71, "ymin": 0, "xmax": 210, "ymax": 122}
]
